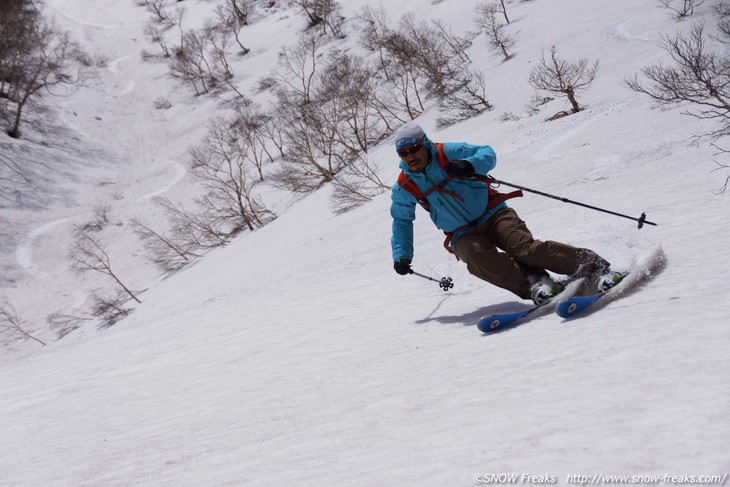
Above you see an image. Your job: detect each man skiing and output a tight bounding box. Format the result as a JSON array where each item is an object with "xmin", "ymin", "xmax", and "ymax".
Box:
[{"xmin": 390, "ymin": 122, "xmax": 621, "ymax": 305}]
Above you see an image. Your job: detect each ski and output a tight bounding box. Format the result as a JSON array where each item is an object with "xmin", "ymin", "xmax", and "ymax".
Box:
[
  {"xmin": 556, "ymin": 246, "xmax": 667, "ymax": 319},
  {"xmin": 478, "ymin": 278, "xmax": 586, "ymax": 333},
  {"xmin": 555, "ymin": 275, "xmax": 628, "ymax": 319},
  {"xmin": 477, "ymin": 303, "xmax": 546, "ymax": 333}
]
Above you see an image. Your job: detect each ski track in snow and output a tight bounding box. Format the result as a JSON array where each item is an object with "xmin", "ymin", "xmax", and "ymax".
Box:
[
  {"xmin": 611, "ymin": 18, "xmax": 655, "ymax": 42},
  {"xmin": 2, "ymin": 1, "xmax": 729, "ymax": 485},
  {"xmin": 108, "ymin": 54, "xmax": 137, "ymax": 75},
  {"xmin": 16, "ymin": 218, "xmax": 71, "ymax": 279},
  {"xmin": 50, "ymin": 0, "xmax": 144, "ymax": 29},
  {"xmin": 136, "ymin": 158, "xmax": 187, "ymax": 202},
  {"xmin": 14, "ymin": 1, "xmax": 186, "ymax": 286},
  {"xmin": 108, "ymin": 54, "xmax": 138, "ymax": 96}
]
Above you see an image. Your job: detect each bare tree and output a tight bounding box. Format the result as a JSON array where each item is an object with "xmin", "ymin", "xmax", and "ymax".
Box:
[
  {"xmin": 1, "ymin": 296, "xmax": 46, "ymax": 346},
  {"xmin": 143, "ymin": 23, "xmax": 172, "ymax": 58},
  {"xmin": 47, "ymin": 310, "xmax": 93, "ymax": 339},
  {"xmin": 69, "ymin": 232, "xmax": 142, "ymax": 304},
  {"xmin": 1, "ymin": 6, "xmax": 94, "ymax": 138},
  {"xmin": 168, "ymin": 30, "xmax": 211, "ymax": 95},
  {"xmin": 331, "ymin": 153, "xmax": 389, "ymax": 213},
  {"xmin": 0, "ymin": 0, "xmax": 36, "ymax": 102},
  {"xmin": 48, "ymin": 291, "xmax": 133, "ymax": 331},
  {"xmin": 214, "ymin": 3, "xmax": 251, "ymax": 55},
  {"xmin": 395, "ymin": 15, "xmax": 475, "ymax": 100},
  {"xmin": 142, "ymin": 5, "xmax": 186, "ymax": 60},
  {"xmin": 271, "ymin": 91, "xmax": 348, "ymax": 191},
  {"xmin": 497, "ymin": 0, "xmax": 510, "ymax": 23},
  {"xmin": 275, "ymin": 32, "xmax": 322, "ymax": 105},
  {"xmin": 131, "ymin": 217, "xmax": 201, "ymax": 273},
  {"xmin": 377, "ymin": 16, "xmax": 491, "ymax": 127},
  {"xmin": 129, "ymin": 112, "xmax": 277, "ymax": 262},
  {"xmin": 716, "ymin": 1, "xmax": 730, "ymax": 18},
  {"xmin": 528, "ymin": 45, "xmax": 599, "ymax": 116},
  {"xmin": 138, "ymin": 0, "xmax": 170, "ymax": 23},
  {"xmin": 153, "ymin": 196, "xmax": 233, "ymax": 250},
  {"xmin": 267, "ymin": 42, "xmax": 392, "ymax": 202},
  {"xmin": 189, "ymin": 115, "xmax": 276, "ymax": 232},
  {"xmin": 357, "ymin": 7, "xmax": 479, "ymax": 125},
  {"xmin": 230, "ymin": 103, "xmax": 276, "ymax": 181},
  {"xmin": 168, "ymin": 21, "xmax": 237, "ymax": 96},
  {"xmin": 89, "ymin": 291, "xmax": 134, "ymax": 328},
  {"xmin": 316, "ymin": 52, "xmax": 386, "ymax": 154},
  {"xmin": 268, "ymin": 48, "xmax": 391, "ymax": 193},
  {"xmin": 266, "ymin": 34, "xmax": 349, "ymax": 191},
  {"xmin": 80, "ymin": 204, "xmax": 111, "ymax": 232},
  {"xmin": 437, "ymin": 69, "xmax": 493, "ymax": 127},
  {"xmin": 356, "ymin": 6, "xmax": 425, "ymax": 125},
  {"xmin": 476, "ymin": 2, "xmax": 515, "ymax": 61},
  {"xmin": 257, "ymin": 105, "xmax": 287, "ymax": 159},
  {"xmin": 625, "ymin": 22, "xmax": 730, "ymax": 192},
  {"xmin": 658, "ymin": 0, "xmax": 705, "ymax": 19},
  {"xmin": 358, "ymin": 7, "xmax": 489, "ymax": 129},
  {"xmin": 357, "ymin": 6, "xmax": 396, "ymax": 81},
  {"xmin": 229, "ymin": 0, "xmax": 255, "ymax": 25},
  {"xmin": 625, "ymin": 23, "xmax": 730, "ymax": 139},
  {"xmin": 291, "ymin": 0, "xmax": 345, "ymax": 38}
]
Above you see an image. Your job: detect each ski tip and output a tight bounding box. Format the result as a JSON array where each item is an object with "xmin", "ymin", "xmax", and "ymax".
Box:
[
  {"xmin": 556, "ymin": 294, "xmax": 602, "ymax": 319},
  {"xmin": 478, "ymin": 317, "xmax": 505, "ymax": 333},
  {"xmin": 556, "ymin": 299, "xmax": 582, "ymax": 318}
]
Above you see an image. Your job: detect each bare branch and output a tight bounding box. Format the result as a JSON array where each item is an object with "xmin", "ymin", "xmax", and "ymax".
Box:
[
  {"xmin": 529, "ymin": 45, "xmax": 599, "ymax": 114},
  {"xmin": 625, "ymin": 23, "xmax": 730, "ymax": 137},
  {"xmin": 658, "ymin": 0, "xmax": 705, "ymax": 19},
  {"xmin": 69, "ymin": 232, "xmax": 142, "ymax": 303},
  {"xmin": 0, "ymin": 296, "xmax": 46, "ymax": 346},
  {"xmin": 476, "ymin": 2, "xmax": 515, "ymax": 61}
]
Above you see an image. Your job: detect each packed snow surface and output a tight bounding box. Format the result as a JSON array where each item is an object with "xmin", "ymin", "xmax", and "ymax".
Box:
[{"xmin": 1, "ymin": 0, "xmax": 728, "ymax": 485}]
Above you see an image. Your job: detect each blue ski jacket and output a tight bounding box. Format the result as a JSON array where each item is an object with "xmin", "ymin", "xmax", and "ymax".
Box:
[{"xmin": 390, "ymin": 141, "xmax": 503, "ymax": 262}]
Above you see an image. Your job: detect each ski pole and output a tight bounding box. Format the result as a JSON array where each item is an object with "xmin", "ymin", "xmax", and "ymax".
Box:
[
  {"xmin": 468, "ymin": 173, "xmax": 657, "ymax": 229},
  {"xmin": 412, "ymin": 271, "xmax": 454, "ymax": 291}
]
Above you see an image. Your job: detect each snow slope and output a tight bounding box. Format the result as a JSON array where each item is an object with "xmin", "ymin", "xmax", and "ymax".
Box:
[{"xmin": 1, "ymin": 0, "xmax": 729, "ymax": 485}]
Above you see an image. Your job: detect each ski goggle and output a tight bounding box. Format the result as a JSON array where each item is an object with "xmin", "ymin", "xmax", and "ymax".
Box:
[
  {"xmin": 396, "ymin": 135, "xmax": 426, "ymax": 157},
  {"xmin": 396, "ymin": 144, "xmax": 423, "ymax": 158}
]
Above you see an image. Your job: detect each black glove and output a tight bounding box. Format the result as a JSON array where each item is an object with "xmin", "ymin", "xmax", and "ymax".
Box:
[
  {"xmin": 394, "ymin": 258, "xmax": 413, "ymax": 275},
  {"xmin": 444, "ymin": 160, "xmax": 475, "ymax": 178}
]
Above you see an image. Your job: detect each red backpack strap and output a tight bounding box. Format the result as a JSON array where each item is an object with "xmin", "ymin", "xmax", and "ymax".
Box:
[
  {"xmin": 435, "ymin": 142, "xmax": 520, "ymax": 206},
  {"xmin": 423, "ymin": 143, "xmax": 465, "ymax": 202},
  {"xmin": 397, "ymin": 142, "xmax": 522, "ymax": 257},
  {"xmin": 397, "ymin": 142, "xmax": 521, "ymax": 214},
  {"xmin": 487, "ymin": 187, "xmax": 523, "ymax": 209},
  {"xmin": 396, "ymin": 144, "xmax": 462, "ymax": 209},
  {"xmin": 434, "ymin": 143, "xmax": 449, "ymax": 168},
  {"xmin": 397, "ymin": 170, "xmax": 430, "ymax": 211}
]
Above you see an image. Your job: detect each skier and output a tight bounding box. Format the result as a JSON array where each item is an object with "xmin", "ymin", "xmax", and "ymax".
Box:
[{"xmin": 390, "ymin": 123, "xmax": 622, "ymax": 305}]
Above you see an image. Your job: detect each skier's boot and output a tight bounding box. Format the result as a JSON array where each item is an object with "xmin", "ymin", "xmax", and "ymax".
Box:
[
  {"xmin": 528, "ymin": 275, "xmax": 564, "ymax": 305},
  {"xmin": 593, "ymin": 270, "xmax": 626, "ymax": 293}
]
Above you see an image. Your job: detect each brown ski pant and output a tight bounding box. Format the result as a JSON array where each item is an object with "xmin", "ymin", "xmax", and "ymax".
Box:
[{"xmin": 453, "ymin": 207, "xmax": 608, "ymax": 299}]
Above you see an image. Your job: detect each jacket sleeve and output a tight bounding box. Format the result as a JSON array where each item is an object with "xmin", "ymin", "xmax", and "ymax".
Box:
[
  {"xmin": 390, "ymin": 184, "xmax": 417, "ymax": 262},
  {"xmin": 443, "ymin": 142, "xmax": 497, "ymax": 175}
]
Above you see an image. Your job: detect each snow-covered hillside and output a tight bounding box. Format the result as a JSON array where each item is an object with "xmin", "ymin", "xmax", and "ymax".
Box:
[{"xmin": 1, "ymin": 0, "xmax": 729, "ymax": 485}]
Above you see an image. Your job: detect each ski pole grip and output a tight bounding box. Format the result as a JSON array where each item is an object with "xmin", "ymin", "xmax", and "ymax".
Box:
[{"xmin": 466, "ymin": 171, "xmax": 494, "ymax": 183}]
